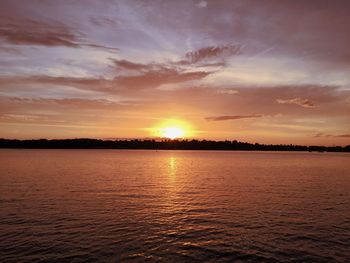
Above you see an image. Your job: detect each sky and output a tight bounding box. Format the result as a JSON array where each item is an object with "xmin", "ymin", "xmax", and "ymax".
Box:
[{"xmin": 0, "ymin": 0, "xmax": 350, "ymax": 145}]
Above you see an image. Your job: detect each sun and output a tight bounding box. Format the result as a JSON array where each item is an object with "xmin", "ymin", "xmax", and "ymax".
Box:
[
  {"xmin": 151, "ymin": 119, "xmax": 193, "ymax": 139},
  {"xmin": 160, "ymin": 127, "xmax": 184, "ymax": 139}
]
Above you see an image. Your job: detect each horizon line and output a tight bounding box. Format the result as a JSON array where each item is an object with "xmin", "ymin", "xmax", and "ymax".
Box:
[{"xmin": 0, "ymin": 138, "xmax": 349, "ymax": 152}]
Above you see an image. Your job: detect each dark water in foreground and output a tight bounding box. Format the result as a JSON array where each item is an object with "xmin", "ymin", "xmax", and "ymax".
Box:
[{"xmin": 0, "ymin": 150, "xmax": 349, "ymax": 262}]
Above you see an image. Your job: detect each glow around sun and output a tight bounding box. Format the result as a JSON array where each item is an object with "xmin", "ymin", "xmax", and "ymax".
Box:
[
  {"xmin": 160, "ymin": 127, "xmax": 184, "ymax": 139},
  {"xmin": 152, "ymin": 119, "xmax": 193, "ymax": 139}
]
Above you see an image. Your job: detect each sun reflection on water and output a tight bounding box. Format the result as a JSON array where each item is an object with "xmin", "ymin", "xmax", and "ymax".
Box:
[{"xmin": 168, "ymin": 156, "xmax": 177, "ymax": 182}]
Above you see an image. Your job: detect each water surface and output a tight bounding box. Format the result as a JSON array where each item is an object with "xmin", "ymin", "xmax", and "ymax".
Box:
[{"xmin": 0, "ymin": 150, "xmax": 349, "ymax": 262}]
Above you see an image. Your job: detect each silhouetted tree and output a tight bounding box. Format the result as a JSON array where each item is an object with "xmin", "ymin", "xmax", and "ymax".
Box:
[{"xmin": 0, "ymin": 138, "xmax": 348, "ymax": 152}]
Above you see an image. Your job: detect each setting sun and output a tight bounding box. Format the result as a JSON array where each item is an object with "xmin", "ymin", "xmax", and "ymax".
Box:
[
  {"xmin": 160, "ymin": 127, "xmax": 184, "ymax": 139},
  {"xmin": 151, "ymin": 119, "xmax": 194, "ymax": 139}
]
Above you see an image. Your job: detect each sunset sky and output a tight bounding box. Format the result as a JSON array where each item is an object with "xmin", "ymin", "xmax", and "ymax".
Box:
[{"xmin": 1, "ymin": 0, "xmax": 350, "ymax": 145}]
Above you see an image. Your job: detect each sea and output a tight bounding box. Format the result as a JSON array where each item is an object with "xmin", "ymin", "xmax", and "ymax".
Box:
[{"xmin": 0, "ymin": 150, "xmax": 349, "ymax": 262}]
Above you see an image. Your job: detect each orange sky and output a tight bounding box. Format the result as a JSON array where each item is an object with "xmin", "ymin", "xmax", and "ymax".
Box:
[{"xmin": 0, "ymin": 0, "xmax": 350, "ymax": 145}]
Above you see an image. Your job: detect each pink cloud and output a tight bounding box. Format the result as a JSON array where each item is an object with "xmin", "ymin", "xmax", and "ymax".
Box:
[
  {"xmin": 276, "ymin": 98, "xmax": 316, "ymax": 108},
  {"xmin": 205, "ymin": 114, "xmax": 262, "ymax": 121}
]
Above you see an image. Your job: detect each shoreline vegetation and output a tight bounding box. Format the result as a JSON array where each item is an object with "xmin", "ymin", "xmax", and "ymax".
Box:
[{"xmin": 0, "ymin": 138, "xmax": 349, "ymax": 152}]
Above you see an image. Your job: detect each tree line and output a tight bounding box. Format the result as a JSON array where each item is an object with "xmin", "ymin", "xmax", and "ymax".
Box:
[{"xmin": 0, "ymin": 138, "xmax": 349, "ymax": 152}]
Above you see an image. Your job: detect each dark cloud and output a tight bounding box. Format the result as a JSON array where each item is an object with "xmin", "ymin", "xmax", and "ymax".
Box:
[
  {"xmin": 0, "ymin": 67, "xmax": 211, "ymax": 94},
  {"xmin": 113, "ymin": 59, "xmax": 151, "ymax": 71},
  {"xmin": 337, "ymin": 134, "xmax": 350, "ymax": 138},
  {"xmin": 313, "ymin": 132, "xmax": 332, "ymax": 138},
  {"xmin": 276, "ymin": 98, "xmax": 316, "ymax": 108},
  {"xmin": 177, "ymin": 45, "xmax": 242, "ymax": 65},
  {"xmin": 186, "ymin": 45, "xmax": 242, "ymax": 63},
  {"xmin": 0, "ymin": 17, "xmax": 118, "ymax": 51},
  {"xmin": 0, "ymin": 19, "xmax": 80, "ymax": 47},
  {"xmin": 113, "ymin": 55, "xmax": 225, "ymax": 73},
  {"xmin": 314, "ymin": 132, "xmax": 350, "ymax": 138},
  {"xmin": 111, "ymin": 58, "xmax": 212, "ymax": 89},
  {"xmin": 205, "ymin": 114, "xmax": 262, "ymax": 121}
]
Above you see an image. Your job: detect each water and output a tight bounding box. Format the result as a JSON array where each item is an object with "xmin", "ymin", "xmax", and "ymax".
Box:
[{"xmin": 0, "ymin": 150, "xmax": 349, "ymax": 262}]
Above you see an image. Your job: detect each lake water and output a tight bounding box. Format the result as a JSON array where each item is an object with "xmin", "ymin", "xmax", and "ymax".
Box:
[{"xmin": 0, "ymin": 150, "xmax": 349, "ymax": 262}]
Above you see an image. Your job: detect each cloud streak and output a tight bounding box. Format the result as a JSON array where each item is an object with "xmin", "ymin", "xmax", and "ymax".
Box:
[
  {"xmin": 276, "ymin": 98, "xmax": 316, "ymax": 108},
  {"xmin": 111, "ymin": 58, "xmax": 212, "ymax": 89},
  {"xmin": 182, "ymin": 45, "xmax": 242, "ymax": 64},
  {"xmin": 113, "ymin": 59, "xmax": 150, "ymax": 71},
  {"xmin": 314, "ymin": 133, "xmax": 350, "ymax": 138},
  {"xmin": 205, "ymin": 114, "xmax": 262, "ymax": 122},
  {"xmin": 0, "ymin": 17, "xmax": 119, "ymax": 52},
  {"xmin": 0, "ymin": 19, "xmax": 80, "ymax": 47}
]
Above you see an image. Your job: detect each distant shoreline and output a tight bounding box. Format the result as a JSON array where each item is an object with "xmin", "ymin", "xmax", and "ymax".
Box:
[{"xmin": 1, "ymin": 138, "xmax": 349, "ymax": 152}]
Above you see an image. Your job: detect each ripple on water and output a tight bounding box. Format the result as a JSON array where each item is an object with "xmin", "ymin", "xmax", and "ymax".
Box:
[{"xmin": 0, "ymin": 150, "xmax": 349, "ymax": 262}]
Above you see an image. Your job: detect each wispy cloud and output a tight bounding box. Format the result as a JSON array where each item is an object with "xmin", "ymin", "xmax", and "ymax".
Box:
[
  {"xmin": 0, "ymin": 46, "xmax": 22, "ymax": 54},
  {"xmin": 337, "ymin": 134, "xmax": 350, "ymax": 138},
  {"xmin": 216, "ymin": 89, "xmax": 239, "ymax": 95},
  {"xmin": 113, "ymin": 59, "xmax": 150, "ymax": 71},
  {"xmin": 0, "ymin": 68, "xmax": 211, "ymax": 94},
  {"xmin": 111, "ymin": 57, "xmax": 212, "ymax": 89},
  {"xmin": 197, "ymin": 1, "xmax": 207, "ymax": 8},
  {"xmin": 314, "ymin": 132, "xmax": 350, "ymax": 138},
  {"xmin": 0, "ymin": 19, "xmax": 80, "ymax": 47},
  {"xmin": 276, "ymin": 98, "xmax": 316, "ymax": 108},
  {"xmin": 181, "ymin": 45, "xmax": 242, "ymax": 64},
  {"xmin": 205, "ymin": 114, "xmax": 262, "ymax": 121},
  {"xmin": 114, "ymin": 68, "xmax": 210, "ymax": 89},
  {"xmin": 0, "ymin": 18, "xmax": 118, "ymax": 52}
]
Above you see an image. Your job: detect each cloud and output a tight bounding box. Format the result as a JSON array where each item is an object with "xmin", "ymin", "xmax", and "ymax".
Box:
[
  {"xmin": 205, "ymin": 114, "xmax": 262, "ymax": 121},
  {"xmin": 0, "ymin": 19, "xmax": 80, "ymax": 47},
  {"xmin": 0, "ymin": 46, "xmax": 22, "ymax": 54},
  {"xmin": 197, "ymin": 1, "xmax": 207, "ymax": 8},
  {"xmin": 0, "ymin": 75, "xmax": 108, "ymax": 87},
  {"xmin": 114, "ymin": 68, "xmax": 210, "ymax": 89},
  {"xmin": 111, "ymin": 58, "xmax": 212, "ymax": 89},
  {"xmin": 113, "ymin": 59, "xmax": 153, "ymax": 71},
  {"xmin": 84, "ymin": 43, "xmax": 119, "ymax": 52},
  {"xmin": 8, "ymin": 97, "xmax": 121, "ymax": 106},
  {"xmin": 0, "ymin": 96, "xmax": 126, "ymax": 108},
  {"xmin": 89, "ymin": 16, "xmax": 120, "ymax": 27},
  {"xmin": 0, "ymin": 96, "xmax": 139, "ymax": 125},
  {"xmin": 314, "ymin": 132, "xmax": 350, "ymax": 138},
  {"xmin": 183, "ymin": 45, "xmax": 242, "ymax": 64},
  {"xmin": 276, "ymin": 98, "xmax": 316, "ymax": 108},
  {"xmin": 197, "ymin": 0, "xmax": 208, "ymax": 8},
  {"xmin": 313, "ymin": 132, "xmax": 331, "ymax": 138},
  {"xmin": 216, "ymin": 89, "xmax": 238, "ymax": 95},
  {"xmin": 0, "ymin": 18, "xmax": 118, "ymax": 52},
  {"xmin": 337, "ymin": 134, "xmax": 350, "ymax": 138},
  {"xmin": 0, "ymin": 67, "xmax": 211, "ymax": 95},
  {"xmin": 112, "ymin": 47, "xmax": 239, "ymax": 77},
  {"xmin": 0, "ymin": 75, "xmax": 116, "ymax": 97}
]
